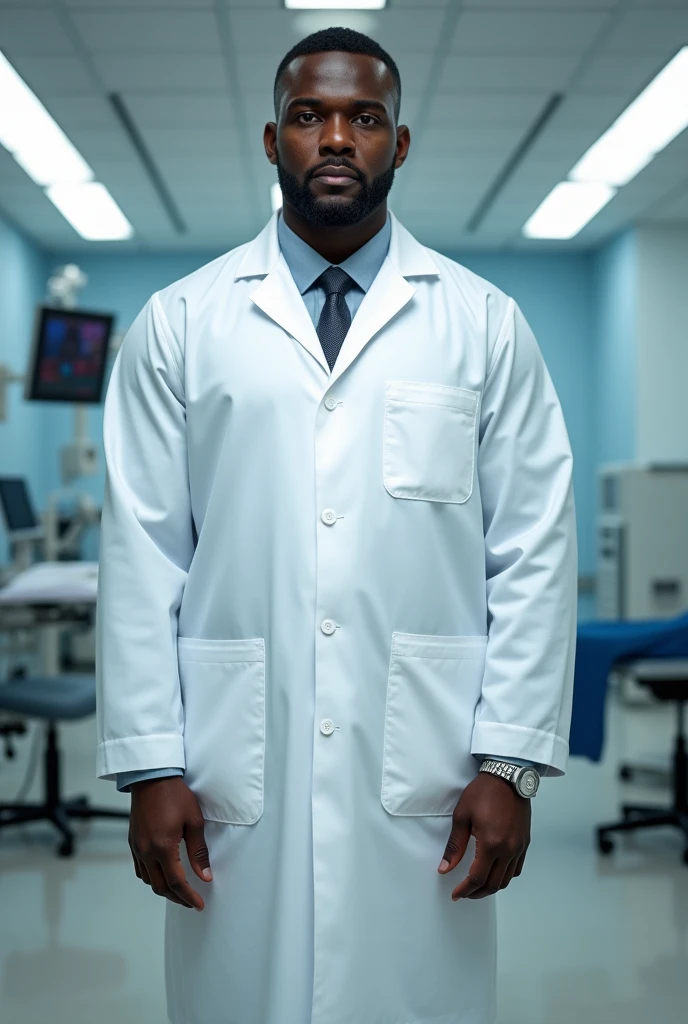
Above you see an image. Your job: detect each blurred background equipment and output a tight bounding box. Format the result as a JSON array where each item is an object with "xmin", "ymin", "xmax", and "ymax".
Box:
[{"xmin": 597, "ymin": 463, "xmax": 688, "ymax": 621}]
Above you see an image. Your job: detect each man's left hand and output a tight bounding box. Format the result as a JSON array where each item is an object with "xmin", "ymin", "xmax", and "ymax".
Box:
[{"xmin": 437, "ymin": 771, "xmax": 531, "ymax": 900}]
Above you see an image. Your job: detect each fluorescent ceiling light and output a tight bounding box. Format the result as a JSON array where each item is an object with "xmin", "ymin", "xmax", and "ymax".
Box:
[
  {"xmin": 285, "ymin": 1, "xmax": 386, "ymax": 9},
  {"xmin": 0, "ymin": 48, "xmax": 133, "ymax": 240},
  {"xmin": 571, "ymin": 45, "xmax": 688, "ymax": 187},
  {"xmin": 271, "ymin": 182, "xmax": 283, "ymax": 212},
  {"xmin": 0, "ymin": 51, "xmax": 92, "ymax": 185},
  {"xmin": 47, "ymin": 182, "xmax": 134, "ymax": 241},
  {"xmin": 523, "ymin": 181, "xmax": 616, "ymax": 240}
]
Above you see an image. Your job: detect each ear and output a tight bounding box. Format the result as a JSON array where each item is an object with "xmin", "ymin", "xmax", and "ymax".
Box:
[
  {"xmin": 264, "ymin": 122, "xmax": 278, "ymax": 166},
  {"xmin": 395, "ymin": 124, "xmax": 411, "ymax": 169}
]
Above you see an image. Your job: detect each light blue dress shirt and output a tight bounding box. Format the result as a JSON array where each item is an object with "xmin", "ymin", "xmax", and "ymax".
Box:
[{"xmin": 116, "ymin": 211, "xmax": 537, "ymax": 792}]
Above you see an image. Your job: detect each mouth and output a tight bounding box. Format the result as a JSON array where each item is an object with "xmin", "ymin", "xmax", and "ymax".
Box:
[{"xmin": 311, "ymin": 166, "xmax": 360, "ymax": 187}]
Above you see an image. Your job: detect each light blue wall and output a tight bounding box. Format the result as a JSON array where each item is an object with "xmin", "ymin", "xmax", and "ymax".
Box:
[
  {"xmin": 592, "ymin": 230, "xmax": 637, "ymax": 466},
  {"xmin": 0, "ymin": 217, "xmax": 48, "ymax": 560},
  {"xmin": 452, "ymin": 251, "xmax": 597, "ymax": 575}
]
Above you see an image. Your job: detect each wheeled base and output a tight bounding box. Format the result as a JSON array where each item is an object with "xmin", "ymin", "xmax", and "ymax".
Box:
[
  {"xmin": 597, "ymin": 805, "xmax": 688, "ymax": 866},
  {"xmin": 597, "ymin": 695, "xmax": 688, "ymax": 866},
  {"xmin": 0, "ymin": 795, "xmax": 129, "ymax": 857},
  {"xmin": 0, "ymin": 719, "xmax": 128, "ymax": 857}
]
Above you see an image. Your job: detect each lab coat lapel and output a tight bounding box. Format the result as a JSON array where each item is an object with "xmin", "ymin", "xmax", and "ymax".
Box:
[
  {"xmin": 326, "ymin": 257, "xmax": 416, "ymax": 386},
  {"xmin": 236, "ymin": 211, "xmax": 330, "ymax": 374},
  {"xmin": 327, "ymin": 212, "xmax": 441, "ymax": 386},
  {"xmin": 250, "ymin": 254, "xmax": 330, "ymax": 374}
]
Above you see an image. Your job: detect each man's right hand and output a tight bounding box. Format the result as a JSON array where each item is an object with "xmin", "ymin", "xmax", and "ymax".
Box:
[{"xmin": 128, "ymin": 776, "xmax": 212, "ymax": 911}]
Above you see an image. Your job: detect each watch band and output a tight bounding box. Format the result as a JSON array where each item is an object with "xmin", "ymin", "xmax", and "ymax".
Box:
[{"xmin": 479, "ymin": 758, "xmax": 540, "ymax": 798}]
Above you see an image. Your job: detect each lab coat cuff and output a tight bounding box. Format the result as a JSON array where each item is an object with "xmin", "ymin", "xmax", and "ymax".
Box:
[
  {"xmin": 96, "ymin": 733, "xmax": 186, "ymax": 781},
  {"xmin": 470, "ymin": 722, "xmax": 568, "ymax": 778}
]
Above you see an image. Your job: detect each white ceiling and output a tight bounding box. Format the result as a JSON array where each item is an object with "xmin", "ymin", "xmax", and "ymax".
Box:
[{"xmin": 0, "ymin": 0, "xmax": 687, "ymax": 253}]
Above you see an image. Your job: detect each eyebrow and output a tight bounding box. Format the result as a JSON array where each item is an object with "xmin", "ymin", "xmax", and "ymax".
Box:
[{"xmin": 287, "ymin": 96, "xmax": 388, "ymax": 114}]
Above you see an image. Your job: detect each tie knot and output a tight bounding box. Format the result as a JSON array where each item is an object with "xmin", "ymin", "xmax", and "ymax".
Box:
[{"xmin": 319, "ymin": 265, "xmax": 354, "ymax": 297}]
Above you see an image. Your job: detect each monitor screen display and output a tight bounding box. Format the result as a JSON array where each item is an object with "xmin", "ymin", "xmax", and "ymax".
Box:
[
  {"xmin": 0, "ymin": 478, "xmax": 38, "ymax": 532},
  {"xmin": 25, "ymin": 306, "xmax": 114, "ymax": 403}
]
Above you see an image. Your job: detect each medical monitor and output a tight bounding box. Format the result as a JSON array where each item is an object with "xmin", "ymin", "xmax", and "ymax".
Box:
[
  {"xmin": 0, "ymin": 478, "xmax": 42, "ymax": 541},
  {"xmin": 24, "ymin": 306, "xmax": 114, "ymax": 404}
]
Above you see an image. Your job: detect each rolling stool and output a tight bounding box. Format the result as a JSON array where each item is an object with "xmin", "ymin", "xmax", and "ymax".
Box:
[
  {"xmin": 0, "ymin": 674, "xmax": 129, "ymax": 856},
  {"xmin": 596, "ymin": 659, "xmax": 688, "ymax": 865}
]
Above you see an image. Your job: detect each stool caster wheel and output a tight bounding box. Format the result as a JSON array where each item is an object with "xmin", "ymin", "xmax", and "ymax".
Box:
[
  {"xmin": 58, "ymin": 839, "xmax": 74, "ymax": 857},
  {"xmin": 619, "ymin": 766, "xmax": 632, "ymax": 781},
  {"xmin": 597, "ymin": 835, "xmax": 614, "ymax": 855}
]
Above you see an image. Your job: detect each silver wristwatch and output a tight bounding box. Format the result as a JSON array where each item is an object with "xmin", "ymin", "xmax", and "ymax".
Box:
[{"xmin": 478, "ymin": 758, "xmax": 540, "ymax": 798}]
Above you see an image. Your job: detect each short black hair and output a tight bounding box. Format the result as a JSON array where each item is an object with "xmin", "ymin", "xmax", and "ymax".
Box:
[{"xmin": 273, "ymin": 26, "xmax": 401, "ymax": 122}]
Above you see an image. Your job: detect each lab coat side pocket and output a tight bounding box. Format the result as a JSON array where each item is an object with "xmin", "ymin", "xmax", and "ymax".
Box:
[
  {"xmin": 381, "ymin": 632, "xmax": 488, "ymax": 816},
  {"xmin": 178, "ymin": 637, "xmax": 265, "ymax": 824}
]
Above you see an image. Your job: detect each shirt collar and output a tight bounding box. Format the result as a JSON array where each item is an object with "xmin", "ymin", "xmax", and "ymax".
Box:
[{"xmin": 277, "ymin": 209, "xmax": 391, "ymax": 296}]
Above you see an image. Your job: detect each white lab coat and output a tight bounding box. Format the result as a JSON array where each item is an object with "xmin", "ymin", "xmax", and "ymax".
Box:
[{"xmin": 96, "ymin": 210, "xmax": 577, "ymax": 1024}]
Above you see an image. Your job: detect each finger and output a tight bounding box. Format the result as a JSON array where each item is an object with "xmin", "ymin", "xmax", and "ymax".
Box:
[
  {"xmin": 464, "ymin": 857, "xmax": 509, "ymax": 900},
  {"xmin": 148, "ymin": 860, "xmax": 194, "ymax": 909},
  {"xmin": 498, "ymin": 858, "xmax": 519, "ymax": 891},
  {"xmin": 184, "ymin": 819, "xmax": 213, "ymax": 883},
  {"xmin": 137, "ymin": 857, "xmax": 152, "ymax": 887},
  {"xmin": 513, "ymin": 849, "xmax": 527, "ymax": 877},
  {"xmin": 438, "ymin": 814, "xmax": 472, "ymax": 874},
  {"xmin": 450, "ymin": 846, "xmax": 495, "ymax": 900},
  {"xmin": 159, "ymin": 851, "xmax": 205, "ymax": 911}
]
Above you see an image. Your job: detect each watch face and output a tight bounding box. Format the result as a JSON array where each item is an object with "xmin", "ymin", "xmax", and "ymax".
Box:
[{"xmin": 517, "ymin": 769, "xmax": 539, "ymax": 797}]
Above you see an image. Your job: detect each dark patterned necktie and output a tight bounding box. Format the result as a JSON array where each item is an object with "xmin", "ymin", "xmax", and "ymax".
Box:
[{"xmin": 315, "ymin": 266, "xmax": 354, "ymax": 371}]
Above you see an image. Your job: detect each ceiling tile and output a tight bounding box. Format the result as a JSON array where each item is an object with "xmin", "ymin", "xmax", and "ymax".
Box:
[
  {"xmin": 428, "ymin": 92, "xmax": 549, "ymax": 128},
  {"xmin": 0, "ymin": 8, "xmax": 74, "ymax": 54},
  {"xmin": 450, "ymin": 10, "xmax": 609, "ymax": 54},
  {"xmin": 70, "ymin": 9, "xmax": 221, "ymax": 53},
  {"xmin": 63, "ymin": 0, "xmax": 215, "ymax": 7},
  {"xmin": 574, "ymin": 50, "xmax": 672, "ymax": 93},
  {"xmin": 41, "ymin": 93, "xmax": 116, "ymax": 130},
  {"xmin": 605, "ymin": 8, "xmax": 688, "ymax": 53},
  {"xmin": 229, "ymin": 8, "xmax": 444, "ymax": 54},
  {"xmin": 96, "ymin": 53, "xmax": 227, "ymax": 92},
  {"xmin": 438, "ymin": 53, "xmax": 580, "ymax": 93},
  {"xmin": 123, "ymin": 93, "xmax": 234, "ymax": 129},
  {"xmin": 7, "ymin": 52, "xmax": 94, "ymax": 93}
]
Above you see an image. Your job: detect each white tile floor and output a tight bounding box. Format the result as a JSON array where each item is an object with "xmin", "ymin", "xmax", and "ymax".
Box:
[{"xmin": 1, "ymin": 679, "xmax": 688, "ymax": 1024}]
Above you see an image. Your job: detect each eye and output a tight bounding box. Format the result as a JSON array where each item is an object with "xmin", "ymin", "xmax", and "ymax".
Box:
[
  {"xmin": 296, "ymin": 112, "xmax": 320, "ymax": 124},
  {"xmin": 354, "ymin": 114, "xmax": 378, "ymax": 126}
]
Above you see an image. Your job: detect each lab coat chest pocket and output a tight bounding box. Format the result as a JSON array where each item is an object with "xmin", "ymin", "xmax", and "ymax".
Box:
[
  {"xmin": 381, "ymin": 632, "xmax": 488, "ymax": 816},
  {"xmin": 383, "ymin": 380, "xmax": 479, "ymax": 503},
  {"xmin": 178, "ymin": 637, "xmax": 265, "ymax": 824}
]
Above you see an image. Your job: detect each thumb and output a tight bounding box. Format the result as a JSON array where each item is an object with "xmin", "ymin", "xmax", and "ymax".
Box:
[
  {"xmin": 438, "ymin": 814, "xmax": 472, "ymax": 874},
  {"xmin": 184, "ymin": 818, "xmax": 213, "ymax": 882}
]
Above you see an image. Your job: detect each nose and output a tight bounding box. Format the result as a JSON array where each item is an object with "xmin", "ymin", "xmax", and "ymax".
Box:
[{"xmin": 318, "ymin": 114, "xmax": 355, "ymax": 157}]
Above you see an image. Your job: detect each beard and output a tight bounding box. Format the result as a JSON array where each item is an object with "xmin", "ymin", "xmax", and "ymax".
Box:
[{"xmin": 276, "ymin": 155, "xmax": 396, "ymax": 227}]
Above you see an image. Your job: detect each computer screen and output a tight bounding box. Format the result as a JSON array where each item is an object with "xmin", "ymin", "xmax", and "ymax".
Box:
[
  {"xmin": 0, "ymin": 478, "xmax": 38, "ymax": 533},
  {"xmin": 24, "ymin": 306, "xmax": 114, "ymax": 404}
]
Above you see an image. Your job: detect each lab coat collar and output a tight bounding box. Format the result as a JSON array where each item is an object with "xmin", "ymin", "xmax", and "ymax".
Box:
[
  {"xmin": 234, "ymin": 209, "xmax": 440, "ymax": 281},
  {"xmin": 235, "ymin": 209, "xmax": 440, "ymax": 383}
]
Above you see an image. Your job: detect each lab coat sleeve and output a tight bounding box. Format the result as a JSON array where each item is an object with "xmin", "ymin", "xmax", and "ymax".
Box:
[
  {"xmin": 470, "ymin": 297, "xmax": 577, "ymax": 779},
  {"xmin": 95, "ymin": 292, "xmax": 193, "ymax": 781}
]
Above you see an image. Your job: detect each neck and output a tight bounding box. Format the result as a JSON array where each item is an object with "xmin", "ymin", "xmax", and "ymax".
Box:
[{"xmin": 280, "ymin": 203, "xmax": 388, "ymax": 264}]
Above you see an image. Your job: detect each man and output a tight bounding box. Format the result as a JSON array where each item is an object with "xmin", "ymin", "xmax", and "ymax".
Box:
[{"xmin": 96, "ymin": 26, "xmax": 577, "ymax": 1024}]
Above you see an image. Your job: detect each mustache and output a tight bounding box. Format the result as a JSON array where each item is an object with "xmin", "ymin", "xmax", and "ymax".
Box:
[{"xmin": 306, "ymin": 158, "xmax": 363, "ymax": 182}]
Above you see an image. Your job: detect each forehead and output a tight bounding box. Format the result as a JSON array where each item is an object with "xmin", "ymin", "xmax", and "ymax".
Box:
[{"xmin": 279, "ymin": 50, "xmax": 395, "ymax": 110}]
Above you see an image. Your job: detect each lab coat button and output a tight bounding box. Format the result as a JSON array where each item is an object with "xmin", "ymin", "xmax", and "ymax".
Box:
[
  {"xmin": 320, "ymin": 618, "xmax": 336, "ymax": 635},
  {"xmin": 324, "ymin": 396, "xmax": 338, "ymax": 410},
  {"xmin": 321, "ymin": 509, "xmax": 337, "ymax": 525},
  {"xmin": 320, "ymin": 719, "xmax": 334, "ymax": 735}
]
